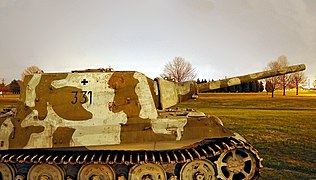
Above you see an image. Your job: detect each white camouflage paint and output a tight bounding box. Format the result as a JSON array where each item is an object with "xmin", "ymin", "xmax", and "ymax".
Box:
[
  {"xmin": 134, "ymin": 74, "xmax": 189, "ymax": 140},
  {"xmin": 155, "ymin": 78, "xmax": 178, "ymax": 109},
  {"xmin": 155, "ymin": 79, "xmax": 195, "ymax": 109},
  {"xmin": 0, "ymin": 118, "xmax": 14, "ymax": 149},
  {"xmin": 209, "ymin": 80, "xmax": 221, "ymax": 90},
  {"xmin": 176, "ymin": 82, "xmax": 192, "ymax": 95},
  {"xmin": 227, "ymin": 78, "xmax": 241, "ymax": 86},
  {"xmin": 250, "ymin": 72, "xmax": 264, "ymax": 79},
  {"xmin": 25, "ymin": 74, "xmax": 42, "ymax": 107},
  {"xmin": 153, "ymin": 81, "xmax": 159, "ymax": 96},
  {"xmin": 134, "ymin": 72, "xmax": 158, "ymax": 119},
  {"xmin": 151, "ymin": 117, "xmax": 187, "ymax": 141},
  {"xmin": 21, "ymin": 110, "xmax": 52, "ymax": 148},
  {"xmin": 21, "ymin": 72, "xmax": 128, "ymax": 148},
  {"xmin": 14, "ymin": 71, "xmax": 195, "ymax": 148}
]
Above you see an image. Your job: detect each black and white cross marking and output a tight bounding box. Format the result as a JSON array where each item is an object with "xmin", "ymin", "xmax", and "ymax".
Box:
[{"xmin": 81, "ymin": 79, "xmax": 89, "ymax": 85}]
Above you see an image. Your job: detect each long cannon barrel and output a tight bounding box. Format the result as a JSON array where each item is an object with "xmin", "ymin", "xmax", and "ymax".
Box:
[
  {"xmin": 197, "ymin": 64, "xmax": 306, "ymax": 92},
  {"xmin": 154, "ymin": 64, "xmax": 305, "ymax": 109}
]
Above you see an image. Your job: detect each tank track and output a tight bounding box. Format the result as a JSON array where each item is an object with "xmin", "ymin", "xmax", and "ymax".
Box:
[{"xmin": 0, "ymin": 137, "xmax": 263, "ymax": 180}]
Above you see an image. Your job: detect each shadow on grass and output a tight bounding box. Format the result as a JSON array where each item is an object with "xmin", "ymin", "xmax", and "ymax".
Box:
[{"xmin": 255, "ymin": 141, "xmax": 316, "ymax": 179}]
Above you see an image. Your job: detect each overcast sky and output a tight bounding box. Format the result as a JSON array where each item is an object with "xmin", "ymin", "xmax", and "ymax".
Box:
[{"xmin": 0, "ymin": 0, "xmax": 315, "ymax": 84}]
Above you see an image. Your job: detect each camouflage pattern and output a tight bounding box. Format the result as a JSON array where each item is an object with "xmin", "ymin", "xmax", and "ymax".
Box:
[
  {"xmin": 0, "ymin": 71, "xmax": 231, "ymax": 151},
  {"xmin": 197, "ymin": 64, "xmax": 306, "ymax": 92},
  {"xmin": 0, "ymin": 64, "xmax": 305, "ymax": 151}
]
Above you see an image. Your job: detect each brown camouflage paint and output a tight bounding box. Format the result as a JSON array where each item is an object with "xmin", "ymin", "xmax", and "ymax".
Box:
[
  {"xmin": 120, "ymin": 117, "xmax": 175, "ymax": 144},
  {"xmin": 53, "ymin": 127, "xmax": 76, "ymax": 147},
  {"xmin": 50, "ymin": 86, "xmax": 92, "ymax": 121},
  {"xmin": 9, "ymin": 119, "xmax": 44, "ymax": 149},
  {"xmin": 7, "ymin": 101, "xmax": 44, "ymax": 148},
  {"xmin": 146, "ymin": 77, "xmax": 159, "ymax": 109},
  {"xmin": 181, "ymin": 116, "xmax": 233, "ymax": 140},
  {"xmin": 108, "ymin": 72, "xmax": 141, "ymax": 118},
  {"xmin": 34, "ymin": 74, "xmax": 92, "ymax": 121},
  {"xmin": 120, "ymin": 116, "xmax": 233, "ymax": 144},
  {"xmin": 108, "ymin": 73, "xmax": 175, "ymax": 143}
]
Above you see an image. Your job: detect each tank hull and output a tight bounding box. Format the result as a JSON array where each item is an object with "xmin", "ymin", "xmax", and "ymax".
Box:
[
  {"xmin": 2, "ymin": 64, "xmax": 306, "ymax": 179},
  {"xmin": 1, "ymin": 111, "xmax": 262, "ymax": 179}
]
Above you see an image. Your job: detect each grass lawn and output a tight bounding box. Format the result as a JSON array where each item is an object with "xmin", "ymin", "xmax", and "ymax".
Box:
[{"xmin": 176, "ymin": 91, "xmax": 316, "ymax": 179}]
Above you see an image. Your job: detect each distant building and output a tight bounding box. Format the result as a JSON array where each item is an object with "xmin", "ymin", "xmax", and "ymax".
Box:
[
  {"xmin": 0, "ymin": 79, "xmax": 6, "ymax": 94},
  {"xmin": 10, "ymin": 80, "xmax": 22, "ymax": 94},
  {"xmin": 0, "ymin": 85, "xmax": 10, "ymax": 94},
  {"xmin": 0, "ymin": 80, "xmax": 22, "ymax": 94},
  {"xmin": 303, "ymin": 75, "xmax": 316, "ymax": 89}
]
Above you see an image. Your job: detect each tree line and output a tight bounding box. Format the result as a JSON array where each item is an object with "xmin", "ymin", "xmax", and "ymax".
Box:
[{"xmin": 203, "ymin": 80, "xmax": 264, "ymax": 93}]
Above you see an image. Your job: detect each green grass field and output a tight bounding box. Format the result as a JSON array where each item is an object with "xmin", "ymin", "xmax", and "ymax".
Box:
[{"xmin": 177, "ymin": 91, "xmax": 316, "ymax": 179}]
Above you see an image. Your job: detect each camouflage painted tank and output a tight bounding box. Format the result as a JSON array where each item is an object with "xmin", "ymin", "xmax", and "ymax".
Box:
[{"xmin": 0, "ymin": 64, "xmax": 306, "ymax": 180}]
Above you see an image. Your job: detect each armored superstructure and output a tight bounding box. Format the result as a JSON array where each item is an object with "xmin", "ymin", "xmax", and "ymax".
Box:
[{"xmin": 0, "ymin": 64, "xmax": 306, "ymax": 179}]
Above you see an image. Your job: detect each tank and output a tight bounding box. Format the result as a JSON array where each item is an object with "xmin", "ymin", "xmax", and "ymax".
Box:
[{"xmin": 0, "ymin": 64, "xmax": 306, "ymax": 180}]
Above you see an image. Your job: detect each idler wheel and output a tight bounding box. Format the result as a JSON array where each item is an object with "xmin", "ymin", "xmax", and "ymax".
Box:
[
  {"xmin": 27, "ymin": 164, "xmax": 64, "ymax": 180},
  {"xmin": 215, "ymin": 149, "xmax": 257, "ymax": 180},
  {"xmin": 0, "ymin": 163, "xmax": 16, "ymax": 180},
  {"xmin": 78, "ymin": 164, "xmax": 115, "ymax": 180},
  {"xmin": 180, "ymin": 159, "xmax": 216, "ymax": 180},
  {"xmin": 128, "ymin": 163, "xmax": 166, "ymax": 180}
]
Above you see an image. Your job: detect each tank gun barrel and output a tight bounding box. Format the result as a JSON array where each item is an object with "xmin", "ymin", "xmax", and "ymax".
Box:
[{"xmin": 197, "ymin": 64, "xmax": 306, "ymax": 92}]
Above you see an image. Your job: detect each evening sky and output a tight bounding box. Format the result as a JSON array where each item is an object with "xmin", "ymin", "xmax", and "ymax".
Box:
[{"xmin": 0, "ymin": 0, "xmax": 315, "ymax": 84}]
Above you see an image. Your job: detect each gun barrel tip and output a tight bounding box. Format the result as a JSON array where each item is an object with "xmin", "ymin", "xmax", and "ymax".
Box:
[{"xmin": 297, "ymin": 64, "xmax": 307, "ymax": 71}]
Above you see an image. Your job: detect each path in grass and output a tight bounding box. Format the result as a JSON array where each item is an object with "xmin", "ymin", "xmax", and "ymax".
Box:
[{"xmin": 177, "ymin": 93, "xmax": 316, "ymax": 179}]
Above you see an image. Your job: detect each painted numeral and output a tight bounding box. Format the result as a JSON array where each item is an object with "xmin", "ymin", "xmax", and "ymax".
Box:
[{"xmin": 71, "ymin": 91, "xmax": 92, "ymax": 104}]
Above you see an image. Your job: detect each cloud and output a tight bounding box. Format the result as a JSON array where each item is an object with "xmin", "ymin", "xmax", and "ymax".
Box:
[
  {"xmin": 0, "ymin": 0, "xmax": 315, "ymax": 83},
  {"xmin": 0, "ymin": 0, "xmax": 12, "ymax": 9}
]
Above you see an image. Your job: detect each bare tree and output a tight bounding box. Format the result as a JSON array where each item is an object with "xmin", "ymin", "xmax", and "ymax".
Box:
[
  {"xmin": 291, "ymin": 72, "xmax": 306, "ymax": 95},
  {"xmin": 265, "ymin": 76, "xmax": 277, "ymax": 98},
  {"xmin": 265, "ymin": 60, "xmax": 280, "ymax": 98},
  {"xmin": 265, "ymin": 56, "xmax": 292, "ymax": 97},
  {"xmin": 161, "ymin": 57, "xmax": 197, "ymax": 82},
  {"xmin": 276, "ymin": 56, "xmax": 292, "ymax": 96},
  {"xmin": 21, "ymin": 66, "xmax": 44, "ymax": 81}
]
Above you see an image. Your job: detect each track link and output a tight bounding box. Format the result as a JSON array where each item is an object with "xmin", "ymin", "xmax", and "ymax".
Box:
[{"xmin": 0, "ymin": 137, "xmax": 263, "ymax": 179}]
